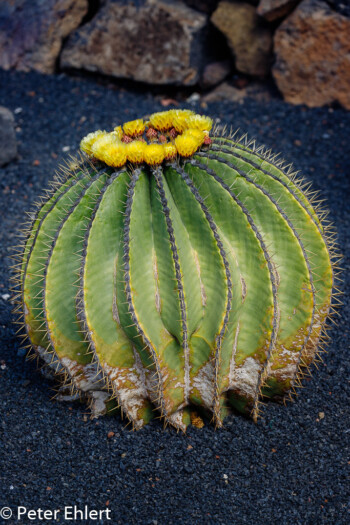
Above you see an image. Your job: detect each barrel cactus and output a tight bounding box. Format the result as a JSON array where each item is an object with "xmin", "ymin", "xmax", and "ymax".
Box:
[{"xmin": 12, "ymin": 109, "xmax": 339, "ymax": 431}]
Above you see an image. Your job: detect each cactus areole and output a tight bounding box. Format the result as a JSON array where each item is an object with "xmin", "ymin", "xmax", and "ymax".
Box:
[{"xmin": 14, "ymin": 109, "xmax": 337, "ymax": 431}]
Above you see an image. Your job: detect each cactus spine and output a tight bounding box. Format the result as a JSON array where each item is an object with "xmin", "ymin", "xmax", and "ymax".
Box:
[{"xmin": 11, "ymin": 109, "xmax": 339, "ymax": 431}]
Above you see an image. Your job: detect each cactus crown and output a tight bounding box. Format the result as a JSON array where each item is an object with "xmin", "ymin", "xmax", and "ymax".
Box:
[
  {"xmin": 80, "ymin": 109, "xmax": 213, "ymax": 167},
  {"xmin": 12, "ymin": 110, "xmax": 340, "ymax": 432}
]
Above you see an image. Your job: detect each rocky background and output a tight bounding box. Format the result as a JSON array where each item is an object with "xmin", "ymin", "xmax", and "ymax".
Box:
[{"xmin": 1, "ymin": 0, "xmax": 349, "ymax": 110}]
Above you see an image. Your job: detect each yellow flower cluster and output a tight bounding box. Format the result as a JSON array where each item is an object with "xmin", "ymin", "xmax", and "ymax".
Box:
[
  {"xmin": 149, "ymin": 109, "xmax": 212, "ymax": 134},
  {"xmin": 80, "ymin": 110, "xmax": 213, "ymax": 168}
]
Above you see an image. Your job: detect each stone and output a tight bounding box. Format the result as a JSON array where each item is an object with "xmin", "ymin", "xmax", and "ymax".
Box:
[
  {"xmin": 200, "ymin": 60, "xmax": 232, "ymax": 89},
  {"xmin": 273, "ymin": 0, "xmax": 350, "ymax": 109},
  {"xmin": 0, "ymin": 107, "xmax": 17, "ymax": 166},
  {"xmin": 203, "ymin": 82, "xmax": 247, "ymax": 103},
  {"xmin": 61, "ymin": 0, "xmax": 207, "ymax": 86},
  {"xmin": 257, "ymin": 0, "xmax": 300, "ymax": 21},
  {"xmin": 211, "ymin": 1, "xmax": 272, "ymax": 76},
  {"xmin": 0, "ymin": 0, "xmax": 88, "ymax": 74},
  {"xmin": 203, "ymin": 81, "xmax": 273, "ymax": 103}
]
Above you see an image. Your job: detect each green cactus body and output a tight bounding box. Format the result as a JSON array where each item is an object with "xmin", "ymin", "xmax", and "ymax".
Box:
[{"xmin": 13, "ymin": 110, "xmax": 337, "ymax": 431}]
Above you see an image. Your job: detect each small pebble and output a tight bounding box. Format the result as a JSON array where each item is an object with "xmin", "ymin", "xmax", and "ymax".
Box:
[{"xmin": 186, "ymin": 92, "xmax": 200, "ymax": 104}]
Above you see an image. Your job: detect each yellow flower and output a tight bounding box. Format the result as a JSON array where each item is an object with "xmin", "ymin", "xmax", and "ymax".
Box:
[
  {"xmin": 144, "ymin": 144, "xmax": 165, "ymax": 165},
  {"xmin": 92, "ymin": 135, "xmax": 127, "ymax": 167},
  {"xmin": 187, "ymin": 114, "xmax": 213, "ymax": 132},
  {"xmin": 175, "ymin": 134, "xmax": 200, "ymax": 157},
  {"xmin": 113, "ymin": 126, "xmax": 123, "ymax": 140},
  {"xmin": 183, "ymin": 128, "xmax": 205, "ymax": 146},
  {"xmin": 171, "ymin": 109, "xmax": 195, "ymax": 133},
  {"xmin": 80, "ymin": 130, "xmax": 107, "ymax": 156},
  {"xmin": 163, "ymin": 143, "xmax": 177, "ymax": 160},
  {"xmin": 123, "ymin": 119, "xmax": 146, "ymax": 137},
  {"xmin": 126, "ymin": 140, "xmax": 146, "ymax": 163},
  {"xmin": 149, "ymin": 111, "xmax": 174, "ymax": 132}
]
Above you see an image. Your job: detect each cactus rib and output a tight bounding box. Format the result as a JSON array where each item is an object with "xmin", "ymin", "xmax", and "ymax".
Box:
[
  {"xmin": 189, "ymin": 158, "xmax": 279, "ymax": 416},
  {"xmin": 152, "ymin": 167, "xmax": 190, "ymax": 415},
  {"xmin": 197, "ymin": 152, "xmax": 318, "ymax": 414},
  {"xmin": 171, "ymin": 164, "xmax": 233, "ymax": 426},
  {"xmin": 122, "ymin": 168, "xmax": 170, "ymax": 422},
  {"xmin": 202, "ymin": 146, "xmax": 333, "ymax": 401}
]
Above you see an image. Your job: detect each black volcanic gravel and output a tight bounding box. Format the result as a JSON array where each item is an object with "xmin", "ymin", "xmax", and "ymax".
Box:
[{"xmin": 0, "ymin": 70, "xmax": 349, "ymax": 525}]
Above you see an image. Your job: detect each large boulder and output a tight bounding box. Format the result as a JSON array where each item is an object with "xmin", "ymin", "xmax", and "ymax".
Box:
[
  {"xmin": 0, "ymin": 107, "xmax": 17, "ymax": 167},
  {"xmin": 211, "ymin": 1, "xmax": 272, "ymax": 77},
  {"xmin": 61, "ymin": 0, "xmax": 207, "ymax": 86},
  {"xmin": 257, "ymin": 0, "xmax": 300, "ymax": 21},
  {"xmin": 273, "ymin": 0, "xmax": 350, "ymax": 109},
  {"xmin": 0, "ymin": 0, "xmax": 88, "ymax": 74}
]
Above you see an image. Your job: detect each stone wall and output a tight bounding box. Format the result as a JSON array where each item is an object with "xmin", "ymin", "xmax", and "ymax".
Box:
[{"xmin": 0, "ymin": 0, "xmax": 349, "ymax": 108}]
